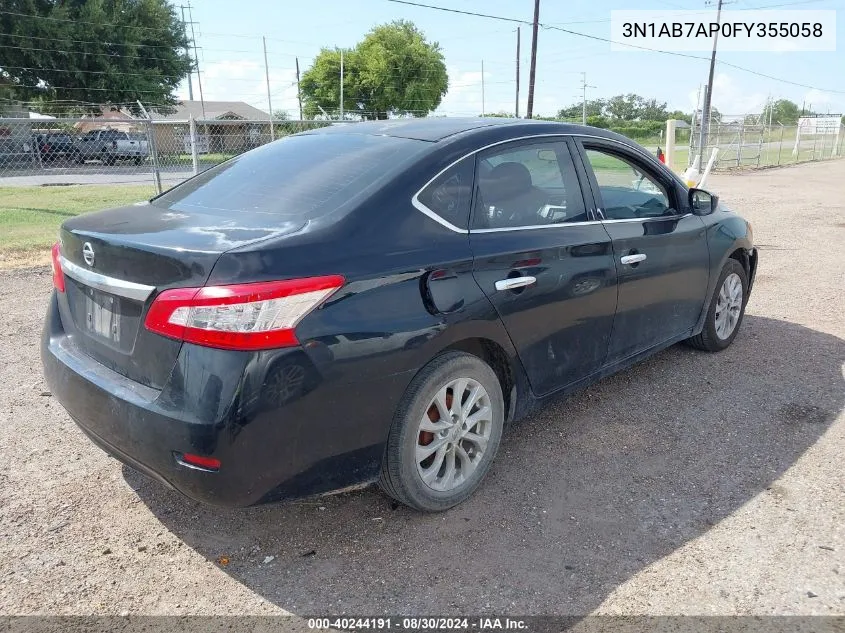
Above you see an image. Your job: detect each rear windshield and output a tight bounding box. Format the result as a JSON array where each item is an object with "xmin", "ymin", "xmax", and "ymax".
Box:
[{"xmin": 152, "ymin": 132, "xmax": 426, "ymax": 219}]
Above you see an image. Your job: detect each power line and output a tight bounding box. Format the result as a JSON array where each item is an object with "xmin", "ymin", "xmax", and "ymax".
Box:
[
  {"xmin": 0, "ymin": 43, "xmax": 187, "ymax": 63},
  {"xmin": 0, "ymin": 32, "xmax": 192, "ymax": 52},
  {"xmin": 385, "ymin": 0, "xmax": 845, "ymax": 95},
  {"xmin": 0, "ymin": 9, "xmax": 185, "ymax": 33}
]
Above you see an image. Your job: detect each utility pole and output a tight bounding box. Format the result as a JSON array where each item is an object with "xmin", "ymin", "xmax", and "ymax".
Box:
[
  {"xmin": 187, "ymin": 2, "xmax": 205, "ymax": 119},
  {"xmin": 767, "ymin": 95, "xmax": 774, "ymax": 129},
  {"xmin": 481, "ymin": 60, "xmax": 485, "ymax": 117},
  {"xmin": 515, "ymin": 27, "xmax": 520, "ymax": 118},
  {"xmin": 697, "ymin": 0, "xmax": 723, "ymax": 167},
  {"xmin": 339, "ymin": 49, "xmax": 344, "ymax": 120},
  {"xmin": 179, "ymin": 5, "xmax": 193, "ymax": 100},
  {"xmin": 526, "ymin": 0, "xmax": 540, "ymax": 119},
  {"xmin": 295, "ymin": 57, "xmax": 303, "ymax": 120},
  {"xmin": 579, "ymin": 72, "xmax": 595, "ymax": 126},
  {"xmin": 263, "ymin": 37, "xmax": 274, "ymax": 140}
]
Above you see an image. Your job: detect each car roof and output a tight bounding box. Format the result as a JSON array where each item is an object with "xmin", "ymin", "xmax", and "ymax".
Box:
[{"xmin": 303, "ymin": 117, "xmax": 617, "ymax": 143}]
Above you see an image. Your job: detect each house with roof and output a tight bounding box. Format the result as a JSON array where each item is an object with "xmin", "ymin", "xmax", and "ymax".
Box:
[
  {"xmin": 149, "ymin": 100, "xmax": 271, "ymax": 156},
  {"xmin": 74, "ymin": 109, "xmax": 142, "ymax": 135}
]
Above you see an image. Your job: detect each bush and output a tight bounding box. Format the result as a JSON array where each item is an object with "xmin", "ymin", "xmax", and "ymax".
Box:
[{"xmin": 607, "ymin": 121, "xmax": 665, "ymax": 139}]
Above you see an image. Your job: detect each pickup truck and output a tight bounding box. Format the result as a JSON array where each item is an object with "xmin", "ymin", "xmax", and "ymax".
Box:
[{"xmin": 77, "ymin": 130, "xmax": 149, "ymax": 165}]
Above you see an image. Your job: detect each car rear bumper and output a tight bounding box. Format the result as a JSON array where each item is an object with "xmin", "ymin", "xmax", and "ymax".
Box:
[{"xmin": 41, "ymin": 292, "xmax": 415, "ymax": 507}]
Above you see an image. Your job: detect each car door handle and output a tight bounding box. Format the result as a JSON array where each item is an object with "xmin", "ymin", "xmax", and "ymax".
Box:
[
  {"xmin": 495, "ymin": 276, "xmax": 536, "ymax": 291},
  {"xmin": 620, "ymin": 253, "xmax": 647, "ymax": 265}
]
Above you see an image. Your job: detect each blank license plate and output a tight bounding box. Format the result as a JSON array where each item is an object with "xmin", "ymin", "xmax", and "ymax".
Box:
[{"xmin": 85, "ymin": 290, "xmax": 121, "ymax": 344}]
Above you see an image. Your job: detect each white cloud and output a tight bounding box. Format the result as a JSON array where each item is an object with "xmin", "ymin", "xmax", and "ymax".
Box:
[
  {"xmin": 177, "ymin": 59, "xmax": 301, "ymax": 117},
  {"xmin": 701, "ymin": 73, "xmax": 769, "ymax": 117},
  {"xmin": 437, "ymin": 65, "xmax": 524, "ymax": 116},
  {"xmin": 801, "ymin": 88, "xmax": 844, "ymax": 114}
]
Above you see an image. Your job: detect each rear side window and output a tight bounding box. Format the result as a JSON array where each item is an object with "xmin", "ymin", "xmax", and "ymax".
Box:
[
  {"xmin": 153, "ymin": 133, "xmax": 425, "ymax": 219},
  {"xmin": 472, "ymin": 140, "xmax": 587, "ymax": 229},
  {"xmin": 415, "ymin": 156, "xmax": 474, "ymax": 229}
]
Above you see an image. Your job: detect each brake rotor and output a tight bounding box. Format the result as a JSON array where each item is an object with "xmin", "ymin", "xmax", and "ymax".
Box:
[{"xmin": 418, "ymin": 390, "xmax": 453, "ymax": 447}]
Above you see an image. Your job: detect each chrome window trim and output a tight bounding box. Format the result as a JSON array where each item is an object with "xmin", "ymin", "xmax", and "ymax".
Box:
[
  {"xmin": 60, "ymin": 256, "xmax": 155, "ymax": 302},
  {"xmin": 411, "ymin": 132, "xmax": 673, "ymax": 234},
  {"xmin": 410, "ymin": 195, "xmax": 469, "ymax": 234},
  {"xmin": 472, "ymin": 220, "xmax": 604, "ymax": 233},
  {"xmin": 600, "ymin": 213, "xmax": 693, "ymax": 224}
]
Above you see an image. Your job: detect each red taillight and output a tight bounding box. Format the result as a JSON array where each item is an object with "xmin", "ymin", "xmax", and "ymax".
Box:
[
  {"xmin": 144, "ymin": 276, "xmax": 345, "ymax": 351},
  {"xmin": 51, "ymin": 242, "xmax": 65, "ymax": 293},
  {"xmin": 178, "ymin": 453, "xmax": 221, "ymax": 471}
]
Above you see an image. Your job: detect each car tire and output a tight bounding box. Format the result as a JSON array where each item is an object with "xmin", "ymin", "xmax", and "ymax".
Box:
[
  {"xmin": 686, "ymin": 258, "xmax": 748, "ymax": 352},
  {"xmin": 379, "ymin": 351, "xmax": 504, "ymax": 512}
]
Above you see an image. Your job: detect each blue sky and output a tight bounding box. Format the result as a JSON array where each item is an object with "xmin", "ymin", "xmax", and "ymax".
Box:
[{"xmin": 177, "ymin": 0, "xmax": 845, "ymax": 119}]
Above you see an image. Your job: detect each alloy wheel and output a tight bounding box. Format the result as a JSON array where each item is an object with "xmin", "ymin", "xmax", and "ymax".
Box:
[
  {"xmin": 416, "ymin": 378, "xmax": 493, "ymax": 492},
  {"xmin": 714, "ymin": 272, "xmax": 743, "ymax": 340}
]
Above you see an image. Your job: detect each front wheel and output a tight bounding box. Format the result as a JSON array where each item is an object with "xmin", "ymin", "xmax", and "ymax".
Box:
[
  {"xmin": 686, "ymin": 258, "xmax": 748, "ymax": 352},
  {"xmin": 379, "ymin": 351, "xmax": 504, "ymax": 512}
]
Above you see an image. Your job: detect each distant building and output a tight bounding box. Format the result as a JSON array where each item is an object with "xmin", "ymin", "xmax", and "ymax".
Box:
[
  {"xmin": 74, "ymin": 109, "xmax": 141, "ymax": 135},
  {"xmin": 0, "ymin": 104, "xmax": 32, "ymax": 162},
  {"xmin": 149, "ymin": 100, "xmax": 271, "ymax": 155}
]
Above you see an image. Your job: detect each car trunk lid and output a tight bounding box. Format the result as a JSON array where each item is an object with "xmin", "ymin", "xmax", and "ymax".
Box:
[{"xmin": 57, "ymin": 201, "xmax": 306, "ymax": 389}]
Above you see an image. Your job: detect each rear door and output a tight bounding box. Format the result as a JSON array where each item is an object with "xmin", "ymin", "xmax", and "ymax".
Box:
[
  {"xmin": 469, "ymin": 137, "xmax": 618, "ymax": 397},
  {"xmin": 575, "ymin": 138, "xmax": 710, "ymax": 363}
]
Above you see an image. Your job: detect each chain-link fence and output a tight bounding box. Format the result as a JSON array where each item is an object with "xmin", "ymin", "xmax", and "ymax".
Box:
[
  {"xmin": 687, "ymin": 120, "xmax": 844, "ymax": 170},
  {"xmin": 0, "ymin": 117, "xmax": 337, "ymax": 192},
  {"xmin": 2, "ymin": 115, "xmax": 843, "ymax": 191}
]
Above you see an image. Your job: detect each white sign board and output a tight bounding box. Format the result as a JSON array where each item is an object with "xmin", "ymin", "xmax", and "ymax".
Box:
[
  {"xmin": 798, "ymin": 115, "xmax": 841, "ymax": 135},
  {"xmin": 182, "ymin": 134, "xmax": 210, "ymax": 154}
]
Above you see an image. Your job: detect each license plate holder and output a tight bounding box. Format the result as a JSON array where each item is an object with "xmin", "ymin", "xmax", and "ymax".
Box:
[{"xmin": 84, "ymin": 289, "xmax": 121, "ymax": 344}]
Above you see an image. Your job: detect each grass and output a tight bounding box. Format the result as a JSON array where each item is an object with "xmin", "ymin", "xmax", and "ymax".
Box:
[
  {"xmin": 166, "ymin": 152, "xmax": 237, "ymax": 166},
  {"xmin": 0, "ymin": 184, "xmax": 155, "ymax": 267}
]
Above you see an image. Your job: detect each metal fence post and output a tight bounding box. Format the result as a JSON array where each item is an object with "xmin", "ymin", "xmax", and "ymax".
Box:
[
  {"xmin": 664, "ymin": 119, "xmax": 676, "ymax": 172},
  {"xmin": 737, "ymin": 123, "xmax": 743, "ymax": 166},
  {"xmin": 145, "ymin": 119, "xmax": 162, "ymax": 194},
  {"xmin": 33, "ymin": 133, "xmax": 44, "ymax": 170},
  {"xmin": 189, "ymin": 115, "xmax": 199, "ymax": 175},
  {"xmin": 777, "ymin": 125, "xmax": 784, "ymax": 166},
  {"xmin": 811, "ymin": 133, "xmax": 817, "ymax": 161}
]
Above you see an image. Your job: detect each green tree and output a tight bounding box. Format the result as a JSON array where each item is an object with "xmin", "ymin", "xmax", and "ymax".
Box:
[
  {"xmin": 761, "ymin": 99, "xmax": 800, "ymax": 125},
  {"xmin": 605, "ymin": 94, "xmax": 643, "ymax": 121},
  {"xmin": 638, "ymin": 97, "xmax": 669, "ymax": 121},
  {"xmin": 556, "ymin": 98, "xmax": 605, "ymax": 120},
  {"xmin": 0, "ymin": 0, "xmax": 192, "ymax": 113},
  {"xmin": 668, "ymin": 110, "xmax": 692, "ymax": 124},
  {"xmin": 709, "ymin": 107, "xmax": 722, "ymax": 124},
  {"xmin": 300, "ymin": 21, "xmax": 447, "ymax": 120}
]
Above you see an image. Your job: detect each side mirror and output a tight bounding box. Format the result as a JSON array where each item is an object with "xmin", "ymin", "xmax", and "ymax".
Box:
[{"xmin": 689, "ymin": 187, "xmax": 719, "ymax": 215}]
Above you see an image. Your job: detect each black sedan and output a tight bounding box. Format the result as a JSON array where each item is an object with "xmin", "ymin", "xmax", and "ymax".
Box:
[{"xmin": 42, "ymin": 119, "xmax": 757, "ymax": 512}]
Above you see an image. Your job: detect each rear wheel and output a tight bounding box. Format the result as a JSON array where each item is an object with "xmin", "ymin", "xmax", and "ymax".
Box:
[
  {"xmin": 686, "ymin": 258, "xmax": 748, "ymax": 352},
  {"xmin": 379, "ymin": 351, "xmax": 504, "ymax": 512}
]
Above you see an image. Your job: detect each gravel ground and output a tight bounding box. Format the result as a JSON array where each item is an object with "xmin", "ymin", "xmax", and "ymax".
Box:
[{"xmin": 0, "ymin": 160, "xmax": 843, "ymax": 617}]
